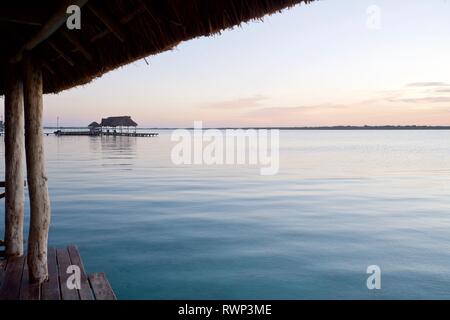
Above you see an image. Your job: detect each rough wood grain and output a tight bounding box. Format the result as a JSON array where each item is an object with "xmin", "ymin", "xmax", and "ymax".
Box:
[
  {"xmin": 88, "ymin": 272, "xmax": 116, "ymax": 300},
  {"xmin": 0, "ymin": 256, "xmax": 25, "ymax": 300},
  {"xmin": 23, "ymin": 53, "xmax": 51, "ymax": 283},
  {"xmin": 0, "ymin": 259, "xmax": 7, "ymax": 287},
  {"xmin": 19, "ymin": 258, "xmax": 40, "ymax": 300},
  {"xmin": 67, "ymin": 245, "xmax": 94, "ymax": 300},
  {"xmin": 4, "ymin": 63, "xmax": 25, "ymax": 257},
  {"xmin": 1, "ymin": 246, "xmax": 116, "ymax": 300},
  {"xmin": 56, "ymin": 248, "xmax": 79, "ymax": 300},
  {"xmin": 41, "ymin": 247, "xmax": 60, "ymax": 300}
]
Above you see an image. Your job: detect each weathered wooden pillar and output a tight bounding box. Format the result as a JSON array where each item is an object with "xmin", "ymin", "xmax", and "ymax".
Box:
[
  {"xmin": 4, "ymin": 64, "xmax": 25, "ymax": 257},
  {"xmin": 23, "ymin": 53, "xmax": 51, "ymax": 283}
]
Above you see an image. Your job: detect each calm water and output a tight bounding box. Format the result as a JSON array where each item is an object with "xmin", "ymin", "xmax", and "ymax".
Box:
[{"xmin": 1, "ymin": 130, "xmax": 450, "ymax": 299}]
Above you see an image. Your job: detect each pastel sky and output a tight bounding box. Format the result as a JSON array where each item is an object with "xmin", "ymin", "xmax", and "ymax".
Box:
[{"xmin": 4, "ymin": 0, "xmax": 450, "ymax": 127}]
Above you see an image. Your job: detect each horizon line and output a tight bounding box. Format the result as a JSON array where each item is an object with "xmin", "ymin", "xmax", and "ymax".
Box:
[{"xmin": 43, "ymin": 125, "xmax": 450, "ymax": 130}]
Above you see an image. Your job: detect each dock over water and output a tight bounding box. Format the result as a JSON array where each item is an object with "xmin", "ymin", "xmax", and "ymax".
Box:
[
  {"xmin": 53, "ymin": 116, "xmax": 158, "ymax": 137},
  {"xmin": 54, "ymin": 130, "xmax": 158, "ymax": 137},
  {"xmin": 0, "ymin": 245, "xmax": 116, "ymax": 300}
]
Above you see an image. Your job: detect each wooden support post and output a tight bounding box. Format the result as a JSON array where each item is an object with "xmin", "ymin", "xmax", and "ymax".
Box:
[
  {"xmin": 22, "ymin": 53, "xmax": 51, "ymax": 283},
  {"xmin": 4, "ymin": 64, "xmax": 25, "ymax": 257}
]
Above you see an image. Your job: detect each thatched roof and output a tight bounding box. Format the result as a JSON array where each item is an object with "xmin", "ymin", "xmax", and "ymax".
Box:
[
  {"xmin": 88, "ymin": 121, "xmax": 101, "ymax": 128},
  {"xmin": 101, "ymin": 116, "xmax": 138, "ymax": 127},
  {"xmin": 0, "ymin": 0, "xmax": 313, "ymax": 95}
]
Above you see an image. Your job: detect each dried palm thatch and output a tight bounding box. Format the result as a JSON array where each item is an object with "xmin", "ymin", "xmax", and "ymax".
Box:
[
  {"xmin": 101, "ymin": 116, "xmax": 138, "ymax": 127},
  {"xmin": 88, "ymin": 121, "xmax": 101, "ymax": 128},
  {"xmin": 0, "ymin": 0, "xmax": 314, "ymax": 95}
]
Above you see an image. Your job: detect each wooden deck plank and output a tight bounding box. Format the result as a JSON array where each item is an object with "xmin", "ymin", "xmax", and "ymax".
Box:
[
  {"xmin": 41, "ymin": 247, "xmax": 61, "ymax": 300},
  {"xmin": 67, "ymin": 245, "xmax": 94, "ymax": 300},
  {"xmin": 0, "ymin": 255, "xmax": 25, "ymax": 300},
  {"xmin": 1, "ymin": 246, "xmax": 115, "ymax": 300},
  {"xmin": 88, "ymin": 272, "xmax": 116, "ymax": 300},
  {"xmin": 19, "ymin": 258, "xmax": 40, "ymax": 300},
  {"xmin": 56, "ymin": 248, "xmax": 79, "ymax": 300},
  {"xmin": 0, "ymin": 259, "xmax": 7, "ymax": 288}
]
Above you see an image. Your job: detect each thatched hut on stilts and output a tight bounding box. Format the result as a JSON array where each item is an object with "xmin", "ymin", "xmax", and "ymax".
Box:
[{"xmin": 0, "ymin": 0, "xmax": 313, "ymax": 299}]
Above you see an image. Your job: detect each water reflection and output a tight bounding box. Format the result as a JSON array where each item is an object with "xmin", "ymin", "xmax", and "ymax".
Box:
[{"xmin": 99, "ymin": 136, "xmax": 137, "ymax": 170}]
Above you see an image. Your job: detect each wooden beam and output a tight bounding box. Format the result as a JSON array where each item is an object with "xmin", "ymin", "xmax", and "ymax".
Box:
[
  {"xmin": 90, "ymin": 29, "xmax": 110, "ymax": 43},
  {"xmin": 48, "ymin": 41, "xmax": 75, "ymax": 66},
  {"xmin": 89, "ymin": 3, "xmax": 146, "ymax": 43},
  {"xmin": 22, "ymin": 53, "xmax": 51, "ymax": 284},
  {"xmin": 42, "ymin": 63, "xmax": 55, "ymax": 75},
  {"xmin": 60, "ymin": 30, "xmax": 94, "ymax": 62},
  {"xmin": 88, "ymin": 3, "xmax": 125, "ymax": 42},
  {"xmin": 0, "ymin": 181, "xmax": 26, "ymax": 188},
  {"xmin": 0, "ymin": 9, "xmax": 43, "ymax": 26},
  {"xmin": 121, "ymin": 4, "xmax": 146, "ymax": 24},
  {"xmin": 4, "ymin": 63, "xmax": 25, "ymax": 257},
  {"xmin": 10, "ymin": 0, "xmax": 89, "ymax": 63}
]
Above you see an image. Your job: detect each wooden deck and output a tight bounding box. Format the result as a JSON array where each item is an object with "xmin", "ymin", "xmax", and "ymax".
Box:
[
  {"xmin": 0, "ymin": 245, "xmax": 116, "ymax": 300},
  {"xmin": 102, "ymin": 132, "xmax": 158, "ymax": 137},
  {"xmin": 54, "ymin": 130, "xmax": 158, "ymax": 137}
]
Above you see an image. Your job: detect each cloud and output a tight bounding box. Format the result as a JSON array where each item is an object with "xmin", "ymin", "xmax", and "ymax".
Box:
[
  {"xmin": 201, "ymin": 94, "xmax": 268, "ymax": 109},
  {"xmin": 407, "ymin": 82, "xmax": 450, "ymax": 87},
  {"xmin": 381, "ymin": 82, "xmax": 450, "ymax": 104},
  {"xmin": 388, "ymin": 96, "xmax": 450, "ymax": 104}
]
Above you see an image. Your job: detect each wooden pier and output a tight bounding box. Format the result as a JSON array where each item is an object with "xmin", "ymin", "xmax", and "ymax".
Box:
[
  {"xmin": 54, "ymin": 130, "xmax": 158, "ymax": 137},
  {"xmin": 102, "ymin": 132, "xmax": 158, "ymax": 137},
  {"xmin": 0, "ymin": 245, "xmax": 116, "ymax": 300}
]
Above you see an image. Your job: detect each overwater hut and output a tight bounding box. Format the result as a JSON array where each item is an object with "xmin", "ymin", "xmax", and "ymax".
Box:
[
  {"xmin": 101, "ymin": 116, "xmax": 138, "ymax": 134},
  {"xmin": 0, "ymin": 0, "xmax": 313, "ymax": 295},
  {"xmin": 88, "ymin": 121, "xmax": 101, "ymax": 129},
  {"xmin": 88, "ymin": 121, "xmax": 101, "ymax": 134}
]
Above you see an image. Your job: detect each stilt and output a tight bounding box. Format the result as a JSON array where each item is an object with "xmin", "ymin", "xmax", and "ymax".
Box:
[
  {"xmin": 4, "ymin": 64, "xmax": 25, "ymax": 257},
  {"xmin": 22, "ymin": 53, "xmax": 51, "ymax": 283}
]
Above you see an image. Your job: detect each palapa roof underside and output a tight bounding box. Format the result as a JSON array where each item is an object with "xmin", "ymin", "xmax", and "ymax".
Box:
[{"xmin": 0, "ymin": 0, "xmax": 314, "ymax": 95}]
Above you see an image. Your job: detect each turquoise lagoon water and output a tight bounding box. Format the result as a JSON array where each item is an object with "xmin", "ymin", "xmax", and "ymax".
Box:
[{"xmin": 1, "ymin": 130, "xmax": 450, "ymax": 299}]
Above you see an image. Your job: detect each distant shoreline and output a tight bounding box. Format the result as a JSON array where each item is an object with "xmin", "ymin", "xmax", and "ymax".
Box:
[{"xmin": 44, "ymin": 125, "xmax": 450, "ymax": 130}]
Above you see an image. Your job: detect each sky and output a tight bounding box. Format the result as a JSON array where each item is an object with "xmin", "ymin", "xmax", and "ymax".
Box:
[{"xmin": 4, "ymin": 0, "xmax": 450, "ymax": 127}]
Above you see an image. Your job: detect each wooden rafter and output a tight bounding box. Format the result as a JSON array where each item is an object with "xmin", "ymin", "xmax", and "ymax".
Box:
[
  {"xmin": 48, "ymin": 41, "xmax": 75, "ymax": 66},
  {"xmin": 10, "ymin": 0, "xmax": 89, "ymax": 63},
  {"xmin": 89, "ymin": 3, "xmax": 145, "ymax": 43},
  {"xmin": 0, "ymin": 9, "xmax": 43, "ymax": 26},
  {"xmin": 121, "ymin": 3, "xmax": 146, "ymax": 24},
  {"xmin": 60, "ymin": 30, "xmax": 93, "ymax": 62},
  {"xmin": 87, "ymin": 2, "xmax": 125, "ymax": 42}
]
